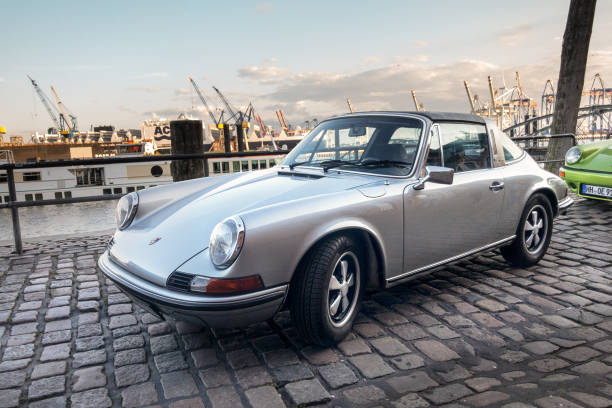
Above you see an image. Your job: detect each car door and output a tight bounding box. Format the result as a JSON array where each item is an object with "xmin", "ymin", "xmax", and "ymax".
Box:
[{"xmin": 399, "ymin": 122, "xmax": 506, "ymax": 278}]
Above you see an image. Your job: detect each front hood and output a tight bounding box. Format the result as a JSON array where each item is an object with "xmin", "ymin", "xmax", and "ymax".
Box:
[
  {"xmin": 109, "ymin": 169, "xmax": 376, "ymax": 286},
  {"xmin": 567, "ymin": 140, "xmax": 612, "ymax": 172}
]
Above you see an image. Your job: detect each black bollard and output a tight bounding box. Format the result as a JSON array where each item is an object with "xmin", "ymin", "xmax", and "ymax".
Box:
[
  {"xmin": 222, "ymin": 123, "xmax": 232, "ymax": 153},
  {"xmin": 236, "ymin": 123, "xmax": 246, "ymax": 152},
  {"xmin": 170, "ymin": 119, "xmax": 204, "ymax": 182}
]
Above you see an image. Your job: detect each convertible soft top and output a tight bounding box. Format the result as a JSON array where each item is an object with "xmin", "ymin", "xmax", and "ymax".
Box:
[{"xmin": 333, "ymin": 111, "xmax": 487, "ymax": 124}]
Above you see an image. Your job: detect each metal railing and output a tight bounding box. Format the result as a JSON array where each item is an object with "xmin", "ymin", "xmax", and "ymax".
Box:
[
  {"xmin": 1, "ymin": 150, "xmax": 287, "ymax": 254},
  {"xmin": 512, "ymin": 133, "xmax": 576, "ymax": 165}
]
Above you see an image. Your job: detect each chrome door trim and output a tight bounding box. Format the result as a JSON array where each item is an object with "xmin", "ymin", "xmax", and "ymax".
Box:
[{"xmin": 387, "ymin": 235, "xmax": 516, "ymax": 285}]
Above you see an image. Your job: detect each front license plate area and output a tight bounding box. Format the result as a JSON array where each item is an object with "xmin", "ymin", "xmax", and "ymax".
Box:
[{"xmin": 581, "ymin": 183, "xmax": 612, "ymax": 198}]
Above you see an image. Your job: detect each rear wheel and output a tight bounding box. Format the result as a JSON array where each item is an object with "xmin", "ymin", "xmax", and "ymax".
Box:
[
  {"xmin": 290, "ymin": 235, "xmax": 363, "ymax": 346},
  {"xmin": 500, "ymin": 194, "xmax": 553, "ymax": 267}
]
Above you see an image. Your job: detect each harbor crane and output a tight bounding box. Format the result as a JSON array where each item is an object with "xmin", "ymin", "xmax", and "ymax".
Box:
[
  {"xmin": 50, "ymin": 86, "xmax": 78, "ymax": 137},
  {"xmin": 411, "ymin": 90, "xmax": 424, "ymax": 111},
  {"xmin": 275, "ymin": 109, "xmax": 292, "ymax": 134},
  {"xmin": 255, "ymin": 113, "xmax": 277, "ymax": 150},
  {"xmin": 464, "ymin": 80, "xmax": 477, "ymax": 113},
  {"xmin": 346, "ymin": 97, "xmax": 355, "ymax": 113},
  {"xmin": 27, "ymin": 75, "xmax": 61, "ymax": 133},
  {"xmin": 212, "ymin": 86, "xmax": 250, "ymax": 152},
  {"xmin": 188, "ymin": 76, "xmax": 222, "ymax": 127}
]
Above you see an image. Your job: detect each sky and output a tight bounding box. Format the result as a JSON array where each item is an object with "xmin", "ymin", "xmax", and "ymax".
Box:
[{"xmin": 1, "ymin": 0, "xmax": 612, "ymax": 136}]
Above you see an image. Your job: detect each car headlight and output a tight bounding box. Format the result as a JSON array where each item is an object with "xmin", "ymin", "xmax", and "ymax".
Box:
[
  {"xmin": 209, "ymin": 216, "xmax": 245, "ymax": 269},
  {"xmin": 565, "ymin": 147, "xmax": 582, "ymax": 164},
  {"xmin": 116, "ymin": 192, "xmax": 139, "ymax": 230}
]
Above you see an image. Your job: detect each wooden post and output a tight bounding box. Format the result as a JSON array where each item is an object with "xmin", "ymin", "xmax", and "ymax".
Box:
[
  {"xmin": 170, "ymin": 120, "xmax": 204, "ymax": 181},
  {"xmin": 222, "ymin": 123, "xmax": 232, "ymax": 153}
]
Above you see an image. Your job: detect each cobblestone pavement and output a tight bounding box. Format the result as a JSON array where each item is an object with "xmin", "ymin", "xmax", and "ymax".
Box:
[{"xmin": 0, "ymin": 197, "xmax": 611, "ymax": 408}]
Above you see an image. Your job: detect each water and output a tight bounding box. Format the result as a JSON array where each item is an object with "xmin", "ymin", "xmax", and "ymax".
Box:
[{"xmin": 1, "ymin": 200, "xmax": 117, "ymax": 242}]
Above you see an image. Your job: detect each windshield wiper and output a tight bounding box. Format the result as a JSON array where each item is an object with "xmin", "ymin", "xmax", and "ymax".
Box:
[
  {"xmin": 355, "ymin": 159, "xmax": 412, "ymax": 168},
  {"xmin": 320, "ymin": 159, "xmax": 359, "ymax": 172},
  {"xmin": 288, "ymin": 159, "xmax": 358, "ymax": 171},
  {"xmin": 288, "ymin": 160, "xmax": 312, "ymax": 170}
]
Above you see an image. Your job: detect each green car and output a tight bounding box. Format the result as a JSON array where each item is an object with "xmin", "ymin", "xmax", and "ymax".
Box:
[{"xmin": 560, "ymin": 139, "xmax": 612, "ymax": 201}]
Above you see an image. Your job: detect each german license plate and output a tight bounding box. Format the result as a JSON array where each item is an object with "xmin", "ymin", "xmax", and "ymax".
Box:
[{"xmin": 581, "ymin": 183, "xmax": 612, "ymax": 198}]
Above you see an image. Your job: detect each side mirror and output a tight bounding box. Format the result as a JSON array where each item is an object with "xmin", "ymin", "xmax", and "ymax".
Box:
[{"xmin": 413, "ymin": 165, "xmax": 454, "ymax": 190}]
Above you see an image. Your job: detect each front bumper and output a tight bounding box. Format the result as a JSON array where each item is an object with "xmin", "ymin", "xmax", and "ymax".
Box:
[
  {"xmin": 98, "ymin": 251, "xmax": 288, "ymax": 327},
  {"xmin": 557, "ymin": 196, "xmax": 574, "ymax": 215},
  {"xmin": 560, "ymin": 166, "xmax": 612, "ymax": 202}
]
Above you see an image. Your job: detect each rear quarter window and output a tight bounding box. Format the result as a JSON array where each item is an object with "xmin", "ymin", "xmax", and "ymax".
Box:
[{"xmin": 500, "ymin": 133, "xmax": 524, "ymax": 162}]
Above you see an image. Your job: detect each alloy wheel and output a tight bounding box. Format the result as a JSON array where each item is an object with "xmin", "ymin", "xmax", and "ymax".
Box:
[
  {"xmin": 327, "ymin": 251, "xmax": 360, "ymax": 327},
  {"xmin": 523, "ymin": 204, "xmax": 548, "ymax": 254}
]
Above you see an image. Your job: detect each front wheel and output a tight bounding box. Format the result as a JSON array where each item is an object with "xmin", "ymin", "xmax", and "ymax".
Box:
[
  {"xmin": 290, "ymin": 235, "xmax": 364, "ymax": 346},
  {"xmin": 500, "ymin": 194, "xmax": 553, "ymax": 267}
]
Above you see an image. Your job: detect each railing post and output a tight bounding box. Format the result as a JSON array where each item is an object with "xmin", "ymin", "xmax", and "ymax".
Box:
[{"xmin": 7, "ymin": 167, "xmax": 23, "ymax": 254}]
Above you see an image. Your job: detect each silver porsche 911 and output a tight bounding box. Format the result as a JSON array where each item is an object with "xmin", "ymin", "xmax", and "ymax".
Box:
[{"xmin": 99, "ymin": 112, "xmax": 573, "ymax": 345}]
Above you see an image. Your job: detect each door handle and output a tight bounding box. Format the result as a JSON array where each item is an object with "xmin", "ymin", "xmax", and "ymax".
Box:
[{"xmin": 489, "ymin": 181, "xmax": 504, "ymax": 191}]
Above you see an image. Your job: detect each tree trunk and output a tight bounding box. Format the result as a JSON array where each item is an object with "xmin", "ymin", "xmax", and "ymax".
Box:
[{"xmin": 545, "ymin": 0, "xmax": 597, "ymax": 172}]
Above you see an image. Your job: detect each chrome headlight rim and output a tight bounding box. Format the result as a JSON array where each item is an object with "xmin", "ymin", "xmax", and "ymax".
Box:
[
  {"xmin": 565, "ymin": 146, "xmax": 582, "ymax": 164},
  {"xmin": 116, "ymin": 192, "xmax": 139, "ymax": 230},
  {"xmin": 209, "ymin": 216, "xmax": 245, "ymax": 269}
]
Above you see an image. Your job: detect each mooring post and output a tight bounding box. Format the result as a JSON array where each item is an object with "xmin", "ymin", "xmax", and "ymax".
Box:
[
  {"xmin": 222, "ymin": 123, "xmax": 232, "ymax": 153},
  {"xmin": 7, "ymin": 167, "xmax": 23, "ymax": 254},
  {"xmin": 236, "ymin": 124, "xmax": 246, "ymax": 152},
  {"xmin": 170, "ymin": 120, "xmax": 204, "ymax": 182},
  {"xmin": 203, "ymin": 157, "xmax": 210, "ymax": 177}
]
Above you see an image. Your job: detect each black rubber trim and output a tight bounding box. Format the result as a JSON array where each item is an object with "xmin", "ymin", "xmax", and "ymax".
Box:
[
  {"xmin": 106, "ymin": 273, "xmax": 285, "ymax": 312},
  {"xmin": 564, "ymin": 166, "xmax": 612, "ymax": 175}
]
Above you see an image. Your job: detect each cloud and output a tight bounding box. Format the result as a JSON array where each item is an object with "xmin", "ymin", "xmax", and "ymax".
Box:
[
  {"xmin": 497, "ymin": 24, "xmax": 536, "ymax": 48},
  {"xmin": 237, "ymin": 65, "xmax": 290, "ymax": 84},
  {"xmin": 143, "ymin": 72, "xmax": 168, "ymax": 78},
  {"xmin": 118, "ymin": 105, "xmax": 137, "ymax": 114},
  {"xmin": 126, "ymin": 86, "xmax": 161, "ymax": 92},
  {"xmin": 411, "ymin": 40, "xmax": 430, "ymax": 48},
  {"xmin": 0, "ymin": 77, "xmax": 4, "ymax": 83},
  {"xmin": 70, "ymin": 65, "xmax": 109, "ymax": 71},
  {"xmin": 364, "ymin": 56, "xmax": 382, "ymax": 65},
  {"xmin": 142, "ymin": 108, "xmax": 182, "ymax": 119},
  {"xmin": 141, "ymin": 49, "xmax": 612, "ymax": 128},
  {"xmin": 174, "ymin": 87, "xmax": 191, "ymax": 95},
  {"xmin": 256, "ymin": 2, "xmax": 273, "ymax": 14},
  {"xmin": 263, "ymin": 57, "xmax": 279, "ymax": 64}
]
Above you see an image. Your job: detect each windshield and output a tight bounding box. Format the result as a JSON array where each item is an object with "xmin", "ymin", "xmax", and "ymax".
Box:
[{"xmin": 282, "ymin": 116, "xmax": 424, "ymax": 176}]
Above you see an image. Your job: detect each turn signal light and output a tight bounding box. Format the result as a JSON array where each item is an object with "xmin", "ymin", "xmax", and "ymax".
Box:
[
  {"xmin": 559, "ymin": 170, "xmax": 565, "ymax": 177},
  {"xmin": 192, "ymin": 275, "xmax": 263, "ymax": 294}
]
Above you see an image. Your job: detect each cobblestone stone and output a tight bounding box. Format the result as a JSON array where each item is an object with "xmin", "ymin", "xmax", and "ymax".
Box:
[
  {"xmin": 71, "ymin": 387, "xmax": 112, "ymax": 408},
  {"xmin": 318, "ymin": 362, "xmax": 358, "ymax": 389},
  {"xmin": 284, "ymin": 379, "xmax": 331, "ymax": 405},
  {"xmin": 245, "ymin": 385, "xmax": 285, "ymax": 408},
  {"xmin": 160, "ymin": 370, "xmax": 198, "ymax": 399},
  {"xmin": 350, "ymin": 353, "xmax": 394, "ymax": 378},
  {"xmin": 120, "ymin": 382, "xmax": 159, "ymax": 408},
  {"xmin": 115, "ymin": 364, "xmax": 150, "ymax": 387},
  {"xmin": 31, "ymin": 361, "xmax": 67, "ymax": 379},
  {"xmin": 72, "ymin": 365, "xmax": 106, "ymax": 392},
  {"xmin": 28, "ymin": 375, "xmax": 65, "ymax": 400}
]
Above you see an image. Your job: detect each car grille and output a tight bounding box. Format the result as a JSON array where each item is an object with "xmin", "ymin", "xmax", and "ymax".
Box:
[{"xmin": 166, "ymin": 272, "xmax": 194, "ymax": 292}]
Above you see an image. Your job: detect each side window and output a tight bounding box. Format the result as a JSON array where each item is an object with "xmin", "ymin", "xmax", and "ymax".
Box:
[
  {"xmin": 440, "ymin": 123, "xmax": 491, "ymax": 173},
  {"xmin": 499, "ymin": 132, "xmax": 524, "ymax": 162},
  {"xmin": 426, "ymin": 125, "xmax": 442, "ymax": 166}
]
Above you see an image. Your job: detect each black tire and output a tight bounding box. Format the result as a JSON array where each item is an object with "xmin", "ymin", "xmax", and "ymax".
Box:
[
  {"xmin": 290, "ymin": 234, "xmax": 364, "ymax": 346},
  {"xmin": 500, "ymin": 193, "xmax": 553, "ymax": 267}
]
